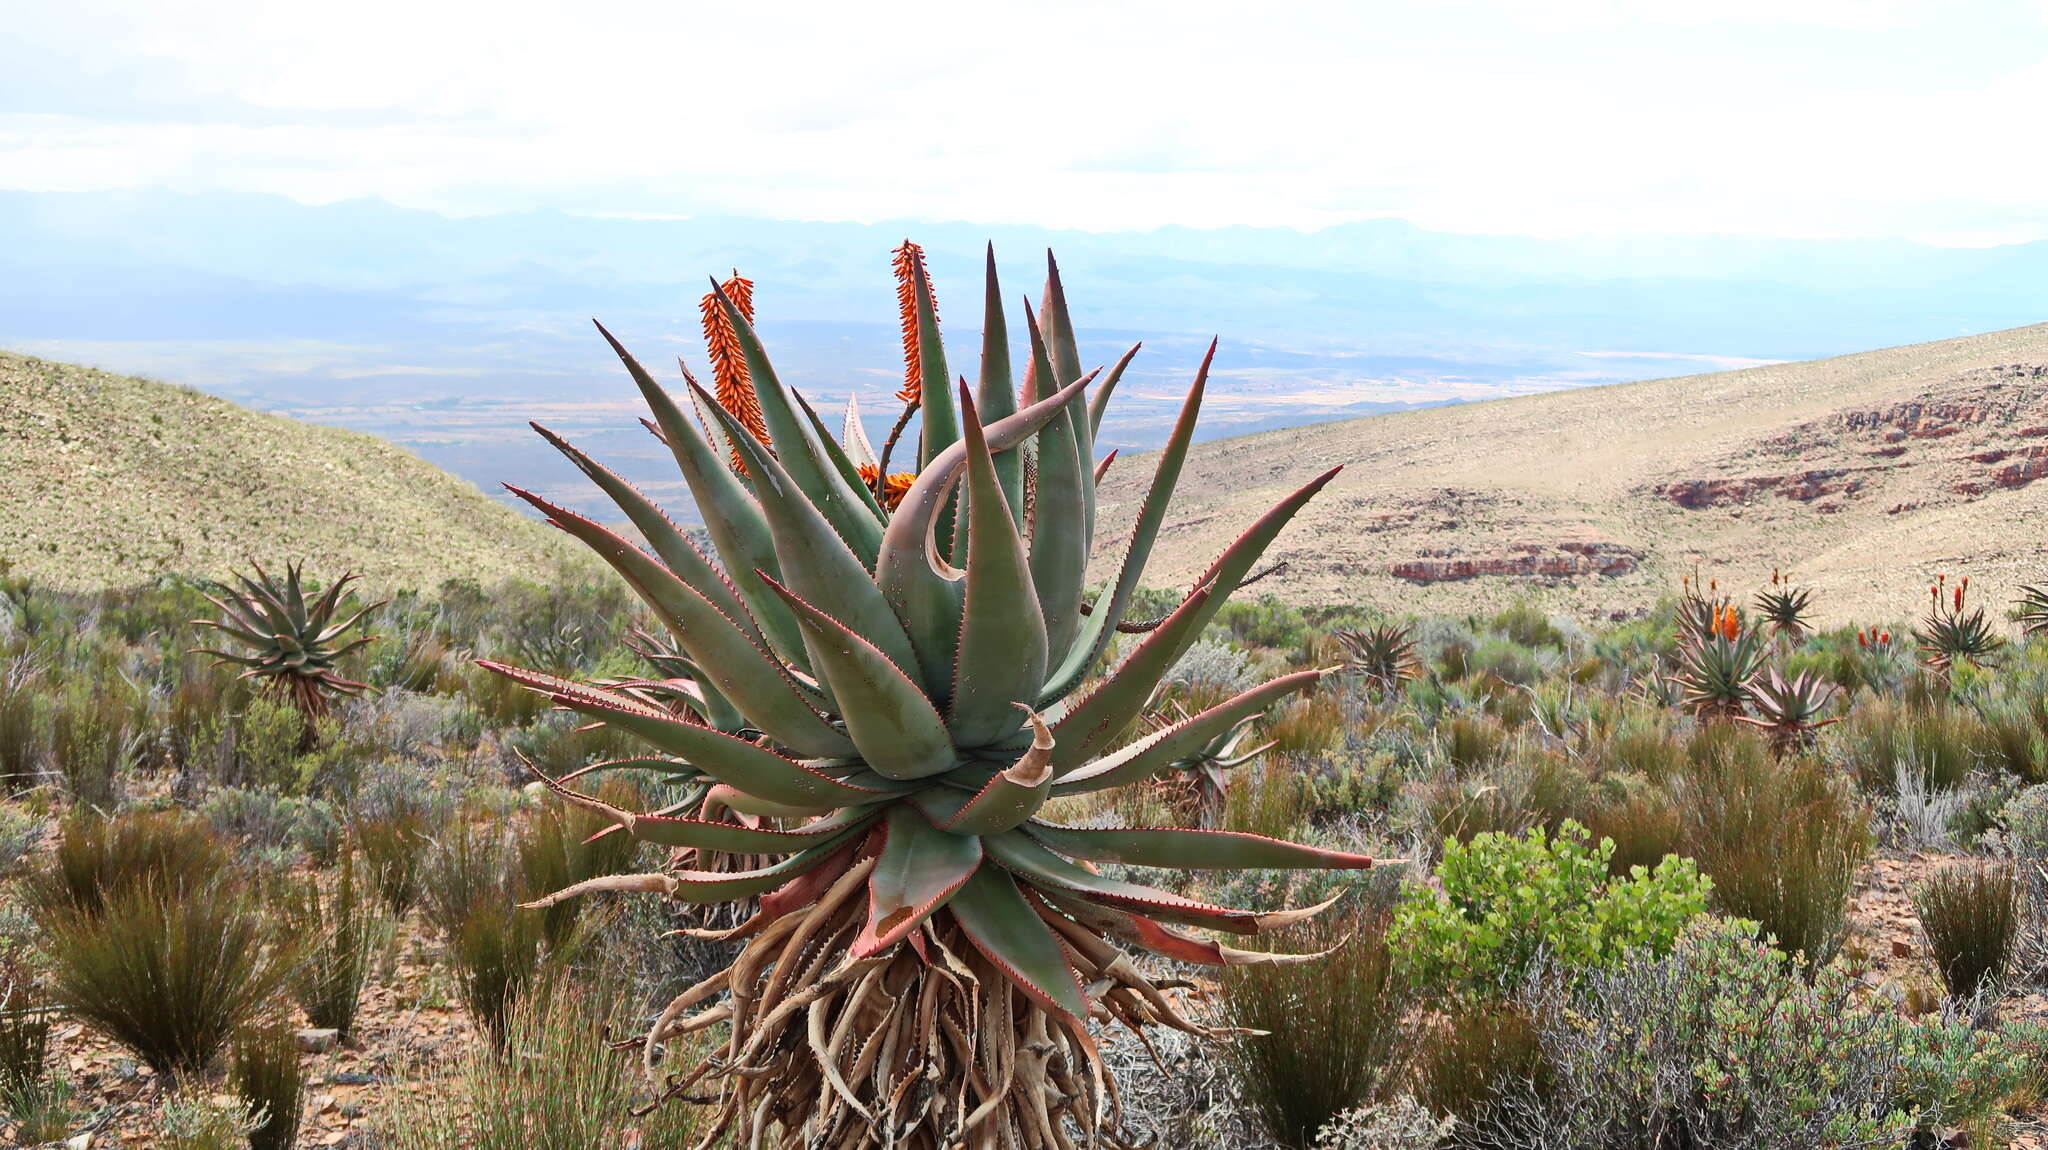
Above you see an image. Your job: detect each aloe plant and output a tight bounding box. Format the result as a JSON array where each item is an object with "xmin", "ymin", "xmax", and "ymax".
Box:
[
  {"xmin": 1336, "ymin": 622, "xmax": 1422, "ymax": 696},
  {"xmin": 1736, "ymin": 669, "xmax": 1842, "ymax": 758},
  {"xmin": 2015, "ymin": 584, "xmax": 2048, "ymax": 639},
  {"xmin": 1753, "ymin": 569, "xmax": 1815, "ymax": 642},
  {"xmin": 1670, "ymin": 605, "xmax": 1766, "ymax": 722},
  {"xmin": 1915, "ymin": 575, "xmax": 2004, "ymax": 675},
  {"xmin": 191, "ymin": 562, "xmax": 381, "ymax": 725},
  {"xmin": 484, "ymin": 246, "xmax": 1381, "ymax": 1148}
]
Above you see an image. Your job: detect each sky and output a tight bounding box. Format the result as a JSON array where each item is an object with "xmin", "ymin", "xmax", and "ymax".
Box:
[{"xmin": 6, "ymin": 0, "xmax": 2048, "ymax": 244}]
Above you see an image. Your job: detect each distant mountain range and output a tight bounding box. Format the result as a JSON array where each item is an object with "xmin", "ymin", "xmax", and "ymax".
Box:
[{"xmin": 7, "ymin": 189, "xmax": 2048, "ymax": 521}]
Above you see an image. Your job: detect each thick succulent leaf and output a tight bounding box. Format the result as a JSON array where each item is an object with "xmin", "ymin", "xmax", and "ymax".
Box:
[
  {"xmin": 1167, "ymin": 465, "xmax": 1345, "ymax": 669},
  {"xmin": 1047, "ymin": 583, "xmax": 1215, "ymax": 771},
  {"xmin": 975, "ymin": 244, "xmax": 1024, "ymax": 525},
  {"xmin": 478, "ymin": 661, "xmax": 910, "ymax": 809},
  {"xmin": 853, "ymin": 806, "xmax": 984, "ymax": 958},
  {"xmin": 1041, "ymin": 340, "xmax": 1215, "ymax": 703},
  {"xmin": 842, "ymin": 394, "xmax": 879, "ymax": 468},
  {"xmin": 796, "ymin": 387, "xmax": 889, "ymax": 522},
  {"xmin": 759, "ymin": 575, "xmax": 957, "ymax": 781},
  {"xmin": 1044, "ymin": 894, "xmax": 1333, "ymax": 968},
  {"xmin": 1024, "ymin": 823, "xmax": 1381, "ymax": 870},
  {"xmin": 1054, "ymin": 668, "xmax": 1322, "ymax": 790},
  {"xmin": 1085, "ymin": 343, "xmax": 1141, "ymax": 440},
  {"xmin": 503, "ymin": 484, "xmax": 855, "ymax": 757},
  {"xmin": 529, "ymin": 765, "xmax": 880, "ymax": 853},
  {"xmin": 594, "ymin": 322, "xmax": 808, "ymax": 673},
  {"xmin": 1023, "ymin": 309, "xmax": 1090, "ymax": 662},
  {"xmin": 983, "ymin": 830, "xmax": 1316, "ymax": 935},
  {"xmin": 875, "ymin": 372, "xmax": 1093, "ymax": 702},
  {"xmin": 667, "ymin": 841, "xmax": 868, "ymax": 904},
  {"xmin": 1052, "ymin": 468, "xmax": 1341, "ymax": 767},
  {"xmin": 948, "ymin": 866, "xmax": 1090, "ymax": 1021},
  {"xmin": 710, "ymin": 281, "xmax": 884, "ymax": 564},
  {"xmin": 932, "ymin": 707, "xmax": 1054, "ymax": 835},
  {"xmin": 949, "ymin": 386, "xmax": 1048, "ymax": 747},
  {"xmin": 691, "ymin": 376, "xmax": 924, "ymax": 684},
  {"xmin": 529, "ymin": 421, "xmax": 759, "ymax": 641},
  {"xmin": 907, "ymin": 249, "xmax": 960, "ymax": 472}
]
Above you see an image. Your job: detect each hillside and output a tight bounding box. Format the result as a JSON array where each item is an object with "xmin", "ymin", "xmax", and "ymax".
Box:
[
  {"xmin": 1095, "ymin": 322, "xmax": 2048, "ymax": 622},
  {"xmin": 1, "ymin": 351, "xmax": 581, "ymax": 591}
]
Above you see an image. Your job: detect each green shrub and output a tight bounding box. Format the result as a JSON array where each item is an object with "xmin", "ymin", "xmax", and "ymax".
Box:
[
  {"xmin": 1391, "ymin": 821, "xmax": 1711, "ymax": 998},
  {"xmin": 38, "ymin": 881, "xmax": 291, "ymax": 1076},
  {"xmin": 1892, "ymin": 1019, "xmax": 2047, "ymax": 1139},
  {"xmin": 1582, "ymin": 773, "xmax": 1681, "ymax": 877},
  {"xmin": 233, "ymin": 696, "xmax": 308, "ymax": 793},
  {"xmin": 48, "ymin": 683, "xmax": 136, "ymax": 809},
  {"xmin": 158, "ymin": 1093, "xmax": 256, "ymax": 1150},
  {"xmin": 354, "ymin": 805, "xmax": 433, "ymax": 916},
  {"xmin": 0, "ymin": 965, "xmax": 50, "ymax": 1087},
  {"xmin": 231, "ymin": 1022, "xmax": 305, "ymax": 1150},
  {"xmin": 1221, "ymin": 905, "xmax": 1414, "ymax": 1148},
  {"xmin": 1838, "ymin": 697, "xmax": 1981, "ymax": 794},
  {"xmin": 23, "ymin": 809, "xmax": 231, "ymax": 920},
  {"xmin": 378, "ymin": 972, "xmax": 705, "ymax": 1150},
  {"xmin": 201, "ymin": 786, "xmax": 344, "ymax": 861},
  {"xmin": 277, "ymin": 850, "xmax": 391, "ymax": 1040},
  {"xmin": 515, "ymin": 789, "xmax": 639, "ymax": 952},
  {"xmin": 1915, "ymin": 861, "xmax": 2018, "ymax": 1001},
  {"xmin": 0, "ymin": 660, "xmax": 44, "ymax": 794},
  {"xmin": 1674, "ymin": 730, "xmax": 1869, "ymax": 971},
  {"xmin": 1493, "ymin": 918, "xmax": 1912, "ymax": 1147}
]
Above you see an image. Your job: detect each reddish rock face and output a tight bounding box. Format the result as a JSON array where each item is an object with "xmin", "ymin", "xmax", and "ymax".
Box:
[
  {"xmin": 1655, "ymin": 468, "xmax": 1876, "ymax": 509},
  {"xmin": 1391, "ymin": 542, "xmax": 1642, "ymax": 583},
  {"xmin": 1655, "ymin": 363, "xmax": 2048, "ymax": 512}
]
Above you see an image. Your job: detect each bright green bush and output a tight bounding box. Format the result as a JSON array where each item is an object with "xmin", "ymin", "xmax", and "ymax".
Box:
[{"xmin": 1391, "ymin": 821, "xmax": 1712, "ymax": 997}]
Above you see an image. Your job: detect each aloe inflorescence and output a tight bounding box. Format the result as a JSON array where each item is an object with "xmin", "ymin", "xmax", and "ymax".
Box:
[{"xmin": 482, "ymin": 246, "xmax": 1382, "ymax": 1149}]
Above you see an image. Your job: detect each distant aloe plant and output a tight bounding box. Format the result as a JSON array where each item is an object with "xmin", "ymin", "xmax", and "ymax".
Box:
[{"xmin": 191, "ymin": 561, "xmax": 382, "ymax": 731}]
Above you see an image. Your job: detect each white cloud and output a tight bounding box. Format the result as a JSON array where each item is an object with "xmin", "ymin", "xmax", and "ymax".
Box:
[{"xmin": 3, "ymin": 0, "xmax": 2045, "ymax": 241}]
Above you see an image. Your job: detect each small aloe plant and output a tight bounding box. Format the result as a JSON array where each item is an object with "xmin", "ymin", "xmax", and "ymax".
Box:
[
  {"xmin": 1915, "ymin": 575, "xmax": 2004, "ymax": 675},
  {"xmin": 2016, "ymin": 584, "xmax": 2048, "ymax": 639},
  {"xmin": 1735, "ymin": 669, "xmax": 1843, "ymax": 758},
  {"xmin": 1670, "ymin": 603, "xmax": 1766, "ymax": 722},
  {"xmin": 190, "ymin": 562, "xmax": 382, "ymax": 726},
  {"xmin": 484, "ymin": 246, "xmax": 1386, "ymax": 1148},
  {"xmin": 1335, "ymin": 622, "xmax": 1423, "ymax": 697},
  {"xmin": 1753, "ymin": 568, "xmax": 1815, "ymax": 642}
]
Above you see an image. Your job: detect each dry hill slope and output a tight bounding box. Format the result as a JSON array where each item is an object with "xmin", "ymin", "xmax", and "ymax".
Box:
[
  {"xmin": 1, "ymin": 351, "xmax": 581, "ymax": 591},
  {"xmin": 1096, "ymin": 323, "xmax": 2048, "ymax": 622}
]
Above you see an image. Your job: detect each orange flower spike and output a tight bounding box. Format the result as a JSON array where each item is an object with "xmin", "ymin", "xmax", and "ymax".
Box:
[
  {"xmin": 1955, "ymin": 585, "xmax": 1965, "ymax": 612},
  {"xmin": 891, "ymin": 240, "xmax": 934, "ymax": 406},
  {"xmin": 699, "ymin": 271, "xmax": 769, "ymax": 464},
  {"xmin": 1881, "ymin": 630, "xmax": 1892, "ymax": 645},
  {"xmin": 1858, "ymin": 630, "xmax": 1868, "ymax": 648}
]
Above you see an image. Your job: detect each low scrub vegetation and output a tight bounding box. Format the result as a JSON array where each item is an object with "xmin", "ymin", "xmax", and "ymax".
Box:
[{"xmin": 5, "ymin": 558, "xmax": 2048, "ymax": 1146}]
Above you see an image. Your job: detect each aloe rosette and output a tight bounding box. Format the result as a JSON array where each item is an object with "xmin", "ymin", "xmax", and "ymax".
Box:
[
  {"xmin": 191, "ymin": 561, "xmax": 382, "ymax": 723},
  {"xmin": 484, "ymin": 247, "xmax": 1380, "ymax": 1149}
]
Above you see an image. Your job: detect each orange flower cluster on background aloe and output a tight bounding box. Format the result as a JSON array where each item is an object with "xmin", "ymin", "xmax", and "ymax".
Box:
[
  {"xmin": 891, "ymin": 239, "xmax": 929, "ymax": 405},
  {"xmin": 698, "ymin": 271, "xmax": 768, "ymax": 464}
]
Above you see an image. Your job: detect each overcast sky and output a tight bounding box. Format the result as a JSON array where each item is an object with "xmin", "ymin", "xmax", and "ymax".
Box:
[{"xmin": 5, "ymin": 1, "xmax": 2047, "ymax": 244}]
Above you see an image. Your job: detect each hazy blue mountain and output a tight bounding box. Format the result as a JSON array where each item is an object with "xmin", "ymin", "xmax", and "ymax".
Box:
[{"xmin": 7, "ymin": 189, "xmax": 2046, "ymax": 521}]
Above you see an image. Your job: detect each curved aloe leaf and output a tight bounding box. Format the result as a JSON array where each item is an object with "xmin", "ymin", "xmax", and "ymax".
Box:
[
  {"xmin": 1042, "ymin": 340, "xmax": 1214, "ymax": 703},
  {"xmin": 530, "ymin": 767, "xmax": 882, "ymax": 854},
  {"xmin": 874, "ymin": 372, "xmax": 1093, "ymax": 702},
  {"xmin": 975, "ymin": 244, "xmax": 1023, "ymax": 525},
  {"xmin": 1023, "ymin": 823, "xmax": 1381, "ymax": 870},
  {"xmin": 983, "ymin": 830, "xmax": 1308, "ymax": 935},
  {"xmin": 948, "ymin": 866, "xmax": 1089, "ymax": 1021},
  {"xmin": 759, "ymin": 575, "xmax": 957, "ymax": 782},
  {"xmin": 710, "ymin": 281, "xmax": 883, "ymax": 564},
  {"xmin": 1023, "ymin": 308, "xmax": 1090, "ymax": 662},
  {"xmin": 853, "ymin": 806, "xmax": 984, "ymax": 958},
  {"xmin": 594, "ymin": 321, "xmax": 807, "ymax": 673},
  {"xmin": 933, "ymin": 708, "xmax": 1054, "ymax": 835},
  {"xmin": 502, "ymin": 484, "xmax": 854, "ymax": 758},
  {"xmin": 691, "ymin": 376, "xmax": 923, "ymax": 685},
  {"xmin": 1053, "ymin": 668, "xmax": 1322, "ymax": 791},
  {"xmin": 480, "ymin": 661, "xmax": 907, "ymax": 810},
  {"xmin": 528, "ymin": 422, "xmax": 758, "ymax": 641},
  {"xmin": 949, "ymin": 386, "xmax": 1048, "ymax": 747},
  {"xmin": 1085, "ymin": 343, "xmax": 1141, "ymax": 440}
]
